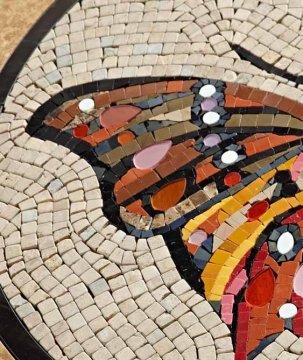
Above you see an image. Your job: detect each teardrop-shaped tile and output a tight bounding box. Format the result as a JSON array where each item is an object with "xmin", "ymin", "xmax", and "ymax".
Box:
[
  {"xmin": 294, "ymin": 264, "xmax": 303, "ymax": 297},
  {"xmin": 151, "ymin": 178, "xmax": 186, "ymax": 211},
  {"xmin": 245, "ymin": 268, "xmax": 275, "ymax": 307},
  {"xmin": 100, "ymin": 105, "xmax": 141, "ymax": 129},
  {"xmin": 247, "ymin": 200, "xmax": 269, "ymax": 221},
  {"xmin": 133, "ymin": 141, "xmax": 172, "ymax": 170}
]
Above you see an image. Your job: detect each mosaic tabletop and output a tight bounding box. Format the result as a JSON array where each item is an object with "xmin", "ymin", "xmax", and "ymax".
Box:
[{"xmin": 3, "ymin": 0, "xmax": 303, "ymax": 359}]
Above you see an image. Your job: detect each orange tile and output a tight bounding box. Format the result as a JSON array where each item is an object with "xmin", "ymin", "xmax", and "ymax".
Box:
[
  {"xmin": 166, "ymin": 80, "xmax": 184, "ymax": 93},
  {"xmin": 195, "ymin": 162, "xmax": 220, "ymax": 184},
  {"xmin": 109, "ymin": 88, "xmax": 126, "ymax": 102},
  {"xmin": 156, "ymin": 81, "xmax": 167, "ymax": 94},
  {"xmin": 126, "ymin": 199, "xmax": 149, "ymax": 217},
  {"xmin": 125, "ymin": 85, "xmax": 142, "ymax": 98},
  {"xmin": 117, "ymin": 131, "xmax": 135, "ymax": 145},
  {"xmin": 225, "ymin": 94, "xmax": 236, "ymax": 107},
  {"xmin": 151, "ymin": 178, "xmax": 186, "ymax": 211},
  {"xmin": 91, "ymin": 128, "xmax": 110, "ymax": 143},
  {"xmin": 141, "ymin": 83, "xmax": 157, "ymax": 96}
]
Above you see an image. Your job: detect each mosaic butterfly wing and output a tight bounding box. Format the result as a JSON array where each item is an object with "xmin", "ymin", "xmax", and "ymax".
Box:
[{"xmin": 27, "ymin": 77, "xmax": 303, "ymax": 359}]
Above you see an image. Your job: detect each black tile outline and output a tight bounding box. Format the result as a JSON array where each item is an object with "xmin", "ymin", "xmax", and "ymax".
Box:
[
  {"xmin": 0, "ymin": 288, "xmax": 52, "ymax": 360},
  {"xmin": 25, "ymin": 77, "xmax": 303, "ymax": 327},
  {"xmin": 0, "ymin": 0, "xmax": 79, "ymax": 359},
  {"xmin": 231, "ymin": 44, "xmax": 303, "ymax": 87}
]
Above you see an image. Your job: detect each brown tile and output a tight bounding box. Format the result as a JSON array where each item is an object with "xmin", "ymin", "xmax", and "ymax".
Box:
[
  {"xmin": 167, "ymin": 98, "xmax": 183, "ymax": 112},
  {"xmin": 289, "ymin": 116, "xmax": 303, "ymax": 130},
  {"xmin": 115, "ymin": 187, "xmax": 132, "ymax": 204},
  {"xmin": 225, "ymin": 114, "xmax": 242, "ymax": 127},
  {"xmin": 141, "ymin": 171, "xmax": 161, "ymax": 188},
  {"xmin": 141, "ymin": 83, "xmax": 157, "ymax": 96},
  {"xmin": 125, "ymin": 85, "xmax": 142, "ymax": 98},
  {"xmin": 274, "ymin": 114, "xmax": 291, "ymax": 128},
  {"xmin": 256, "ymin": 114, "xmax": 274, "ymax": 126},
  {"xmin": 225, "ymin": 82, "xmax": 239, "ymax": 96},
  {"xmin": 136, "ymin": 132, "xmax": 155, "ymax": 148},
  {"xmin": 277, "ymin": 97, "xmax": 296, "ymax": 113},
  {"xmin": 182, "ymin": 95, "xmax": 194, "ymax": 108},
  {"xmin": 109, "ymin": 88, "xmax": 126, "ymax": 103},
  {"xmin": 169, "ymin": 123, "xmax": 186, "ymax": 137},
  {"xmin": 57, "ymin": 111, "xmax": 73, "ymax": 124},
  {"xmin": 240, "ymin": 114, "xmax": 257, "ymax": 126},
  {"xmin": 121, "ymin": 140, "xmax": 141, "ymax": 156},
  {"xmin": 288, "ymin": 102, "xmax": 303, "ymax": 120},
  {"xmin": 154, "ymin": 127, "xmax": 171, "ymax": 141},
  {"xmin": 94, "ymin": 92, "xmax": 110, "ymax": 107},
  {"xmin": 65, "ymin": 101, "xmax": 80, "ymax": 117},
  {"xmin": 263, "ymin": 92, "xmax": 282, "ymax": 108},
  {"xmin": 156, "ymin": 161, "xmax": 175, "ymax": 178},
  {"xmin": 156, "ymin": 81, "xmax": 167, "ymax": 94},
  {"xmin": 182, "ymin": 80, "xmax": 198, "ymax": 91},
  {"xmin": 189, "ymin": 190, "xmax": 209, "ymax": 206},
  {"xmin": 46, "ymin": 117, "xmax": 65, "ymax": 129},
  {"xmin": 238, "ymin": 85, "xmax": 253, "ymax": 99},
  {"xmin": 249, "ymin": 88, "xmax": 266, "ymax": 103},
  {"xmin": 151, "ymin": 103, "xmax": 168, "ymax": 116}
]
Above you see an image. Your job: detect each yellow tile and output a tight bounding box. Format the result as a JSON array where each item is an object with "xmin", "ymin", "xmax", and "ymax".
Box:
[
  {"xmin": 182, "ymin": 200, "xmax": 230, "ymax": 240},
  {"xmin": 258, "ymin": 208, "xmax": 275, "ymax": 225},
  {"xmin": 210, "ymin": 283, "xmax": 225, "ymax": 296},
  {"xmin": 232, "ymin": 247, "xmax": 249, "ymax": 260},
  {"xmin": 181, "ymin": 228, "xmax": 191, "ymax": 242},
  {"xmin": 220, "ymin": 240, "xmax": 238, "ymax": 253},
  {"xmin": 246, "ymin": 178, "xmax": 266, "ymax": 194},
  {"xmin": 221, "ymin": 198, "xmax": 243, "ymax": 215},
  {"xmin": 261, "ymin": 169, "xmax": 276, "ymax": 182},
  {"xmin": 288, "ymin": 197, "xmax": 300, "ymax": 207},
  {"xmin": 295, "ymin": 191, "xmax": 303, "ymax": 205},
  {"xmin": 218, "ymin": 210, "xmax": 229, "ymax": 224},
  {"xmin": 277, "ymin": 156, "xmax": 297, "ymax": 170},
  {"xmin": 210, "ymin": 249, "xmax": 231, "ymax": 265},
  {"xmin": 207, "ymin": 294, "xmax": 222, "ymax": 301},
  {"xmin": 232, "ymin": 242, "xmax": 251, "ymax": 259},
  {"xmin": 218, "ymin": 266, "xmax": 233, "ymax": 279},
  {"xmin": 225, "ymin": 256, "xmax": 240, "ymax": 268},
  {"xmin": 233, "ymin": 187, "xmax": 254, "ymax": 204},
  {"xmin": 270, "ymin": 198, "xmax": 291, "ymax": 215},
  {"xmin": 202, "ymin": 263, "xmax": 222, "ymax": 278},
  {"xmin": 228, "ymin": 222, "xmax": 261, "ymax": 245},
  {"xmin": 241, "ymin": 239, "xmax": 255, "ymax": 253},
  {"xmin": 202, "ymin": 278, "xmax": 215, "ymax": 290}
]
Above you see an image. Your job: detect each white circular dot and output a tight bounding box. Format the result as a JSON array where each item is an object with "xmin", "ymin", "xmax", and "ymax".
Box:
[
  {"xmin": 279, "ymin": 303, "xmax": 298, "ymax": 319},
  {"xmin": 277, "ymin": 231, "xmax": 294, "ymax": 255},
  {"xmin": 221, "ymin": 150, "xmax": 239, "ymax": 165},
  {"xmin": 203, "ymin": 111, "xmax": 220, "ymax": 125},
  {"xmin": 199, "ymin": 84, "xmax": 216, "ymax": 97},
  {"xmin": 79, "ymin": 98, "xmax": 95, "ymax": 113}
]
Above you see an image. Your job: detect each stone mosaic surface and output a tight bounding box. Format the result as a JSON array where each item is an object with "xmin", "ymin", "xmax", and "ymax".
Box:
[{"xmin": 3, "ymin": 0, "xmax": 303, "ymax": 359}]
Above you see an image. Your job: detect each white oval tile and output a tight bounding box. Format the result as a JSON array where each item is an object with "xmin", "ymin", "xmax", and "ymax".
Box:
[
  {"xmin": 79, "ymin": 98, "xmax": 95, "ymax": 112},
  {"xmin": 279, "ymin": 303, "xmax": 298, "ymax": 319},
  {"xmin": 221, "ymin": 150, "xmax": 238, "ymax": 165},
  {"xmin": 199, "ymin": 84, "xmax": 216, "ymax": 97},
  {"xmin": 277, "ymin": 231, "xmax": 294, "ymax": 255}
]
